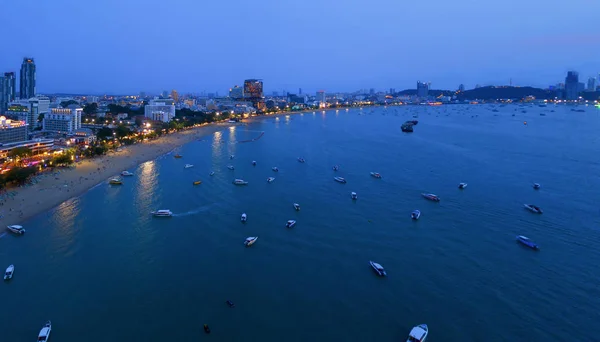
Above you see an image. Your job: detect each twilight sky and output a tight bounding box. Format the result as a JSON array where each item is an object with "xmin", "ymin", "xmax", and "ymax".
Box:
[{"xmin": 1, "ymin": 0, "xmax": 599, "ymax": 95}]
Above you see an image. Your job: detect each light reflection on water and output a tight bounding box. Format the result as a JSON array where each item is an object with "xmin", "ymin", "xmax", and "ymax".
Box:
[
  {"xmin": 227, "ymin": 126, "xmax": 236, "ymax": 156},
  {"xmin": 135, "ymin": 160, "xmax": 157, "ymax": 217},
  {"xmin": 51, "ymin": 197, "xmax": 81, "ymax": 255},
  {"xmin": 212, "ymin": 131, "xmax": 223, "ymax": 163}
]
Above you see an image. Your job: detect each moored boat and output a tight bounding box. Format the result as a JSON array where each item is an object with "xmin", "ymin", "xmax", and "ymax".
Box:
[
  {"xmin": 210, "ymin": 171, "xmax": 215, "ymax": 176},
  {"xmin": 6, "ymin": 225, "xmax": 25, "ymax": 235},
  {"xmin": 193, "ymin": 180, "xmax": 202, "ymax": 185},
  {"xmin": 252, "ymin": 160, "xmax": 257, "ymax": 166},
  {"xmin": 267, "ymin": 177, "xmax": 275, "ymax": 183},
  {"xmin": 184, "ymin": 164, "xmax": 194, "ymax": 169},
  {"xmin": 351, "ymin": 192, "xmax": 357, "ymax": 200},
  {"xmin": 174, "ymin": 154, "xmax": 182, "ymax": 158},
  {"xmin": 293, "ymin": 203, "xmax": 300, "ymax": 211},
  {"xmin": 109, "ymin": 177, "xmax": 122, "ymax": 185},
  {"xmin": 406, "ymin": 324, "xmax": 428, "ymax": 342},
  {"xmin": 369, "ymin": 261, "xmax": 386, "ymax": 276},
  {"xmin": 524, "ymin": 204, "xmax": 543, "ymax": 214},
  {"xmin": 4, "ymin": 264, "xmax": 14, "ymax": 280},
  {"xmin": 38, "ymin": 321, "xmax": 52, "ymax": 342},
  {"xmin": 227, "ymin": 165, "xmax": 235, "ymax": 170},
  {"xmin": 533, "ymin": 183, "xmax": 541, "ymax": 189},
  {"xmin": 272, "ymin": 166, "xmax": 279, "ymax": 172},
  {"xmin": 232, "ymin": 179, "xmax": 248, "ymax": 185},
  {"xmin": 332, "ymin": 165, "xmax": 339, "ymax": 171},
  {"xmin": 244, "ymin": 236, "xmax": 258, "ymax": 246},
  {"xmin": 458, "ymin": 182, "xmax": 468, "ymax": 189},
  {"xmin": 286, "ymin": 220, "xmax": 296, "ymax": 228},
  {"xmin": 121, "ymin": 171, "xmax": 134, "ymax": 176},
  {"xmin": 411, "ymin": 210, "xmax": 421, "ymax": 220},
  {"xmin": 421, "ymin": 193, "xmax": 440, "ymax": 202},
  {"xmin": 516, "ymin": 235, "xmax": 539, "ymax": 250},
  {"xmin": 370, "ymin": 172, "xmax": 382, "ymax": 178},
  {"xmin": 204, "ymin": 324, "xmax": 211, "ymax": 334},
  {"xmin": 241, "ymin": 213, "xmax": 247, "ymax": 222},
  {"xmin": 297, "ymin": 157, "xmax": 305, "ymax": 163},
  {"xmin": 334, "ymin": 176, "xmax": 347, "ymax": 183},
  {"xmin": 151, "ymin": 209, "xmax": 173, "ymax": 217}
]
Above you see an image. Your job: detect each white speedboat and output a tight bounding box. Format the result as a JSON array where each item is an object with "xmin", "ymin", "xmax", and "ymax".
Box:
[
  {"xmin": 293, "ymin": 203, "xmax": 300, "ymax": 211},
  {"xmin": 252, "ymin": 160, "xmax": 257, "ymax": 166},
  {"xmin": 227, "ymin": 165, "xmax": 235, "ymax": 170},
  {"xmin": 407, "ymin": 324, "xmax": 428, "ymax": 342},
  {"xmin": 232, "ymin": 179, "xmax": 248, "ymax": 185},
  {"xmin": 151, "ymin": 209, "xmax": 173, "ymax": 217},
  {"xmin": 38, "ymin": 321, "xmax": 52, "ymax": 342},
  {"xmin": 286, "ymin": 220, "xmax": 296, "ymax": 228},
  {"xmin": 121, "ymin": 171, "xmax": 134, "ymax": 176},
  {"xmin": 272, "ymin": 167, "xmax": 279, "ymax": 172},
  {"xmin": 458, "ymin": 182, "xmax": 467, "ymax": 189},
  {"xmin": 332, "ymin": 165, "xmax": 339, "ymax": 171},
  {"xmin": 297, "ymin": 157, "xmax": 305, "ymax": 163},
  {"xmin": 241, "ymin": 213, "xmax": 247, "ymax": 222},
  {"xmin": 4, "ymin": 264, "xmax": 14, "ymax": 280},
  {"xmin": 244, "ymin": 236, "xmax": 258, "ymax": 246},
  {"xmin": 524, "ymin": 204, "xmax": 543, "ymax": 214},
  {"xmin": 351, "ymin": 192, "xmax": 358, "ymax": 200},
  {"xmin": 210, "ymin": 171, "xmax": 215, "ymax": 176},
  {"xmin": 267, "ymin": 177, "xmax": 275, "ymax": 183},
  {"xmin": 369, "ymin": 261, "xmax": 386, "ymax": 276},
  {"xmin": 370, "ymin": 172, "xmax": 382, "ymax": 178},
  {"xmin": 533, "ymin": 183, "xmax": 541, "ymax": 189},
  {"xmin": 411, "ymin": 210, "xmax": 421, "ymax": 220},
  {"xmin": 184, "ymin": 164, "xmax": 194, "ymax": 169},
  {"xmin": 334, "ymin": 176, "xmax": 347, "ymax": 183},
  {"xmin": 7, "ymin": 225, "xmax": 25, "ymax": 235}
]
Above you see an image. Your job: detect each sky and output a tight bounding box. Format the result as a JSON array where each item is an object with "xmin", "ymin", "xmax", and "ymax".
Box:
[{"xmin": 1, "ymin": 0, "xmax": 599, "ymax": 95}]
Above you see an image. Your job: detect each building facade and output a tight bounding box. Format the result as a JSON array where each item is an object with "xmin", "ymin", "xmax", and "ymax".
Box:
[
  {"xmin": 243, "ymin": 79, "xmax": 263, "ymax": 99},
  {"xmin": 20, "ymin": 57, "xmax": 36, "ymax": 99},
  {"xmin": 144, "ymin": 99, "xmax": 175, "ymax": 122},
  {"xmin": 417, "ymin": 81, "xmax": 429, "ymax": 98},
  {"xmin": 28, "ymin": 97, "xmax": 50, "ymax": 131},
  {"xmin": 229, "ymin": 86, "xmax": 244, "ymax": 99},
  {"xmin": 565, "ymin": 71, "xmax": 579, "ymax": 100},
  {"xmin": 587, "ymin": 77, "xmax": 596, "ymax": 92},
  {"xmin": 0, "ymin": 138, "xmax": 54, "ymax": 160},
  {"xmin": 42, "ymin": 106, "xmax": 82, "ymax": 134},
  {"xmin": 316, "ymin": 90, "xmax": 326, "ymax": 103},
  {"xmin": 0, "ymin": 116, "xmax": 28, "ymax": 144},
  {"xmin": 5, "ymin": 105, "xmax": 30, "ymax": 125},
  {"xmin": 0, "ymin": 72, "xmax": 17, "ymax": 112}
]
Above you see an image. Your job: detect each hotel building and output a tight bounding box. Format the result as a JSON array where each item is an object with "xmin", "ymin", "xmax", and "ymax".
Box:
[
  {"xmin": 144, "ymin": 99, "xmax": 175, "ymax": 122},
  {"xmin": 0, "ymin": 116, "xmax": 28, "ymax": 144},
  {"xmin": 42, "ymin": 106, "xmax": 82, "ymax": 134}
]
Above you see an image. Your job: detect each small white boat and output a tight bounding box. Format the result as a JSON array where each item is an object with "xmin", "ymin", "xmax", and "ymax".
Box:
[
  {"xmin": 406, "ymin": 324, "xmax": 428, "ymax": 342},
  {"xmin": 244, "ymin": 236, "xmax": 258, "ymax": 247},
  {"xmin": 334, "ymin": 176, "xmax": 347, "ymax": 183},
  {"xmin": 286, "ymin": 220, "xmax": 296, "ymax": 228},
  {"xmin": 252, "ymin": 161, "xmax": 257, "ymax": 166},
  {"xmin": 227, "ymin": 165, "xmax": 235, "ymax": 170},
  {"xmin": 411, "ymin": 210, "xmax": 421, "ymax": 220},
  {"xmin": 109, "ymin": 177, "xmax": 123, "ymax": 185},
  {"xmin": 184, "ymin": 164, "xmax": 194, "ymax": 169},
  {"xmin": 369, "ymin": 261, "xmax": 386, "ymax": 276},
  {"xmin": 121, "ymin": 171, "xmax": 134, "ymax": 176},
  {"xmin": 38, "ymin": 321, "xmax": 52, "ymax": 342},
  {"xmin": 151, "ymin": 209, "xmax": 173, "ymax": 217},
  {"xmin": 267, "ymin": 177, "xmax": 275, "ymax": 183},
  {"xmin": 458, "ymin": 182, "xmax": 467, "ymax": 189},
  {"xmin": 297, "ymin": 157, "xmax": 305, "ymax": 163},
  {"xmin": 210, "ymin": 171, "xmax": 215, "ymax": 176},
  {"xmin": 370, "ymin": 172, "xmax": 382, "ymax": 178},
  {"xmin": 241, "ymin": 213, "xmax": 247, "ymax": 222},
  {"xmin": 351, "ymin": 192, "xmax": 357, "ymax": 200},
  {"xmin": 272, "ymin": 167, "xmax": 279, "ymax": 172},
  {"xmin": 232, "ymin": 179, "xmax": 248, "ymax": 185},
  {"xmin": 533, "ymin": 183, "xmax": 541, "ymax": 189},
  {"xmin": 4, "ymin": 264, "xmax": 14, "ymax": 280},
  {"xmin": 7, "ymin": 225, "xmax": 25, "ymax": 235},
  {"xmin": 332, "ymin": 165, "xmax": 339, "ymax": 171},
  {"xmin": 293, "ymin": 203, "xmax": 300, "ymax": 211}
]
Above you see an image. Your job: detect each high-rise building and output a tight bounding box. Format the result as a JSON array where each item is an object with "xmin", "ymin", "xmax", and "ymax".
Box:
[
  {"xmin": 564, "ymin": 71, "xmax": 579, "ymax": 100},
  {"xmin": 458, "ymin": 84, "xmax": 465, "ymax": 92},
  {"xmin": 316, "ymin": 90, "xmax": 326, "ymax": 103},
  {"xmin": 171, "ymin": 90, "xmax": 179, "ymax": 102},
  {"xmin": 389, "ymin": 88, "xmax": 396, "ymax": 95},
  {"xmin": 587, "ymin": 78, "xmax": 596, "ymax": 92},
  {"xmin": 0, "ymin": 72, "xmax": 17, "ymax": 112},
  {"xmin": 19, "ymin": 58, "xmax": 36, "ymax": 99},
  {"xmin": 299, "ymin": 88, "xmax": 302, "ymax": 94},
  {"xmin": 42, "ymin": 106, "xmax": 82, "ymax": 134},
  {"xmin": 243, "ymin": 79, "xmax": 263, "ymax": 99},
  {"xmin": 28, "ymin": 97, "xmax": 50, "ymax": 131},
  {"xmin": 369, "ymin": 88, "xmax": 375, "ymax": 95},
  {"xmin": 417, "ymin": 81, "xmax": 429, "ymax": 98},
  {"xmin": 229, "ymin": 86, "xmax": 244, "ymax": 99},
  {"xmin": 0, "ymin": 116, "xmax": 28, "ymax": 143}
]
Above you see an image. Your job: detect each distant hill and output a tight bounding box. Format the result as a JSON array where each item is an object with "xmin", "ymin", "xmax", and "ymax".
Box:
[{"xmin": 456, "ymin": 86, "xmax": 554, "ymax": 100}]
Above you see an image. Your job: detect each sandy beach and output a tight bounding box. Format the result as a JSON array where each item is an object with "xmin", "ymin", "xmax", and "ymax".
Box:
[{"xmin": 0, "ymin": 123, "xmax": 232, "ymax": 231}]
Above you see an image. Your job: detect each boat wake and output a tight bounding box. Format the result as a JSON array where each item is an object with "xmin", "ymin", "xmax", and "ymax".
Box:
[
  {"xmin": 172, "ymin": 205, "xmax": 214, "ymax": 217},
  {"xmin": 0, "ymin": 232, "xmax": 6, "ymax": 239}
]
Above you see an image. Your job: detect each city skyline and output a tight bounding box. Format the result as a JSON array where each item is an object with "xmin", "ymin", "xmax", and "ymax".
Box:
[{"xmin": 1, "ymin": 0, "xmax": 599, "ymax": 94}]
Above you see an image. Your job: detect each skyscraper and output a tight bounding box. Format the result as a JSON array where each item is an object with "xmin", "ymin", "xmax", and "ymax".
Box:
[
  {"xmin": 316, "ymin": 90, "xmax": 326, "ymax": 103},
  {"xmin": 1, "ymin": 72, "xmax": 17, "ymax": 112},
  {"xmin": 19, "ymin": 58, "xmax": 36, "ymax": 99},
  {"xmin": 171, "ymin": 90, "xmax": 179, "ymax": 102},
  {"xmin": 243, "ymin": 79, "xmax": 263, "ymax": 99},
  {"xmin": 564, "ymin": 71, "xmax": 579, "ymax": 100},
  {"xmin": 458, "ymin": 84, "xmax": 465, "ymax": 92},
  {"xmin": 587, "ymin": 77, "xmax": 596, "ymax": 92},
  {"xmin": 417, "ymin": 81, "xmax": 429, "ymax": 98}
]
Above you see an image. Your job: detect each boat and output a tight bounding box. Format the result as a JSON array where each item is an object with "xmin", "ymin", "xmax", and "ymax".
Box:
[
  {"xmin": 210, "ymin": 171, "xmax": 215, "ymax": 176},
  {"xmin": 226, "ymin": 300, "xmax": 235, "ymax": 308},
  {"xmin": 286, "ymin": 220, "xmax": 296, "ymax": 228},
  {"xmin": 517, "ymin": 235, "xmax": 539, "ymax": 250},
  {"xmin": 411, "ymin": 210, "xmax": 421, "ymax": 220},
  {"xmin": 401, "ymin": 122, "xmax": 414, "ymax": 132},
  {"xmin": 293, "ymin": 203, "xmax": 300, "ymax": 211},
  {"xmin": 406, "ymin": 324, "xmax": 428, "ymax": 342},
  {"xmin": 230, "ymin": 155, "xmax": 234, "ymax": 159},
  {"xmin": 370, "ymin": 172, "xmax": 382, "ymax": 178},
  {"xmin": 332, "ymin": 165, "xmax": 339, "ymax": 171},
  {"xmin": 458, "ymin": 182, "xmax": 468, "ymax": 189},
  {"xmin": 203, "ymin": 324, "xmax": 211, "ymax": 334},
  {"xmin": 174, "ymin": 154, "xmax": 182, "ymax": 158},
  {"xmin": 369, "ymin": 261, "xmax": 387, "ymax": 276},
  {"xmin": 4, "ymin": 264, "xmax": 14, "ymax": 280},
  {"xmin": 227, "ymin": 165, "xmax": 235, "ymax": 170},
  {"xmin": 244, "ymin": 236, "xmax": 258, "ymax": 247},
  {"xmin": 533, "ymin": 183, "xmax": 541, "ymax": 189},
  {"xmin": 6, "ymin": 225, "xmax": 25, "ymax": 235},
  {"xmin": 109, "ymin": 178, "xmax": 122, "ymax": 185},
  {"xmin": 151, "ymin": 209, "xmax": 173, "ymax": 217},
  {"xmin": 232, "ymin": 179, "xmax": 248, "ymax": 185},
  {"xmin": 272, "ymin": 167, "xmax": 279, "ymax": 172},
  {"xmin": 421, "ymin": 193, "xmax": 440, "ymax": 202},
  {"xmin": 184, "ymin": 164, "xmax": 194, "ymax": 169},
  {"xmin": 38, "ymin": 321, "xmax": 52, "ymax": 342},
  {"xmin": 252, "ymin": 160, "xmax": 257, "ymax": 166},
  {"xmin": 334, "ymin": 176, "xmax": 347, "ymax": 183},
  {"xmin": 297, "ymin": 157, "xmax": 305, "ymax": 163},
  {"xmin": 241, "ymin": 213, "xmax": 247, "ymax": 222},
  {"xmin": 193, "ymin": 180, "xmax": 202, "ymax": 185},
  {"xmin": 351, "ymin": 192, "xmax": 358, "ymax": 200},
  {"xmin": 267, "ymin": 177, "xmax": 275, "ymax": 183},
  {"xmin": 524, "ymin": 204, "xmax": 543, "ymax": 214},
  {"xmin": 121, "ymin": 171, "xmax": 134, "ymax": 176}
]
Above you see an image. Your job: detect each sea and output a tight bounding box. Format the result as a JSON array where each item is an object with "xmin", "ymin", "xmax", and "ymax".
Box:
[{"xmin": 1, "ymin": 104, "xmax": 600, "ymax": 341}]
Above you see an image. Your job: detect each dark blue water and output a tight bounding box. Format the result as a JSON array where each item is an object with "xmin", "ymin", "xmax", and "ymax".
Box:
[{"xmin": 1, "ymin": 104, "xmax": 600, "ymax": 341}]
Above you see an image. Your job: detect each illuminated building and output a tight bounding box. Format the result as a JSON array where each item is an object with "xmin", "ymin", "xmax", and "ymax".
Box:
[
  {"xmin": 0, "ymin": 138, "xmax": 54, "ymax": 159},
  {"xmin": 0, "ymin": 72, "xmax": 17, "ymax": 112},
  {"xmin": 0, "ymin": 116, "xmax": 28, "ymax": 143},
  {"xmin": 417, "ymin": 81, "xmax": 429, "ymax": 98},
  {"xmin": 316, "ymin": 90, "xmax": 326, "ymax": 103},
  {"xmin": 171, "ymin": 90, "xmax": 179, "ymax": 102},
  {"xmin": 144, "ymin": 99, "xmax": 175, "ymax": 122},
  {"xmin": 243, "ymin": 79, "xmax": 263, "ymax": 99},
  {"xmin": 20, "ymin": 58, "xmax": 36, "ymax": 99},
  {"xmin": 43, "ymin": 106, "xmax": 82, "ymax": 134},
  {"xmin": 229, "ymin": 86, "xmax": 244, "ymax": 99}
]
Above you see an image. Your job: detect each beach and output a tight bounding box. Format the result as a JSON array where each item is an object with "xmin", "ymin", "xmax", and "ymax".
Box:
[{"xmin": 0, "ymin": 123, "xmax": 231, "ymax": 230}]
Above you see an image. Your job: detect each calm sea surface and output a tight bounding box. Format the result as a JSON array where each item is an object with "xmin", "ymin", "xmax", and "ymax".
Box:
[{"xmin": 1, "ymin": 104, "xmax": 600, "ymax": 341}]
